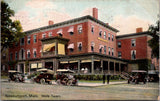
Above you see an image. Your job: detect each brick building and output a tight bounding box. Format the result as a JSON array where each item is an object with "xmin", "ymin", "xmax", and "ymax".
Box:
[
  {"xmin": 8, "ymin": 8, "xmax": 158, "ymax": 75},
  {"xmin": 116, "ymin": 28, "xmax": 159, "ymax": 72}
]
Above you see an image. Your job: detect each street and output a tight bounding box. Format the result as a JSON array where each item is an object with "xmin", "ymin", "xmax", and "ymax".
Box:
[{"xmin": 1, "ymin": 79, "xmax": 159, "ymax": 100}]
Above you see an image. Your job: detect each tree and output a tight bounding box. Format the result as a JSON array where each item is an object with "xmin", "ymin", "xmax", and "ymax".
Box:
[
  {"xmin": 148, "ymin": 20, "xmax": 159, "ymax": 59},
  {"xmin": 1, "ymin": 1, "xmax": 24, "ymax": 51}
]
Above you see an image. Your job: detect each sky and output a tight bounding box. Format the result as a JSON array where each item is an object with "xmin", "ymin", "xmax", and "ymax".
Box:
[{"xmin": 5, "ymin": 0, "xmax": 159, "ymax": 35}]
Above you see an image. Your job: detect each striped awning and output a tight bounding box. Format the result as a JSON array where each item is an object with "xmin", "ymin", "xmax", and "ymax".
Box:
[
  {"xmin": 68, "ymin": 27, "xmax": 74, "ymax": 32},
  {"xmin": 43, "ymin": 43, "xmax": 55, "ymax": 52},
  {"xmin": 67, "ymin": 43, "xmax": 74, "ymax": 49}
]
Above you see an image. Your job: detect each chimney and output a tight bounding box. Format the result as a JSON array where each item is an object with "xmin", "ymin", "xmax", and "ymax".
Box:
[
  {"xmin": 92, "ymin": 8, "xmax": 98, "ymax": 19},
  {"xmin": 48, "ymin": 20, "xmax": 54, "ymax": 25},
  {"xmin": 136, "ymin": 27, "xmax": 143, "ymax": 33}
]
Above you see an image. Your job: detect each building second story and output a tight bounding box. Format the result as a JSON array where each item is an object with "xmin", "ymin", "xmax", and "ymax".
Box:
[{"xmin": 116, "ymin": 28, "xmax": 152, "ymax": 60}]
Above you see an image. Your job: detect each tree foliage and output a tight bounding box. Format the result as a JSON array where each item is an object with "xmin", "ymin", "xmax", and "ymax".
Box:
[
  {"xmin": 1, "ymin": 1, "xmax": 24, "ymax": 51},
  {"xmin": 148, "ymin": 20, "xmax": 159, "ymax": 58}
]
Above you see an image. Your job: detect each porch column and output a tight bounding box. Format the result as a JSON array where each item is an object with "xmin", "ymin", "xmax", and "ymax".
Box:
[
  {"xmin": 101, "ymin": 60, "xmax": 103, "ymax": 74},
  {"xmin": 114, "ymin": 61, "xmax": 116, "ymax": 75},
  {"xmin": 91, "ymin": 56, "xmax": 94, "ymax": 74},
  {"xmin": 23, "ymin": 63, "xmax": 25, "ymax": 74},
  {"xmin": 29, "ymin": 63, "xmax": 31, "ymax": 75},
  {"xmin": 108, "ymin": 60, "xmax": 110, "ymax": 74},
  {"xmin": 42, "ymin": 60, "xmax": 45, "ymax": 67},
  {"xmin": 55, "ymin": 41, "xmax": 58, "ymax": 55},
  {"xmin": 17, "ymin": 64, "xmax": 20, "ymax": 72},
  {"xmin": 78, "ymin": 60, "xmax": 81, "ymax": 74},
  {"xmin": 119, "ymin": 63, "xmax": 121, "ymax": 73}
]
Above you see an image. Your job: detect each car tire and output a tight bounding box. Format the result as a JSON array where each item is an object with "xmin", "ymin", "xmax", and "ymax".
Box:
[
  {"xmin": 67, "ymin": 80, "xmax": 72, "ymax": 86},
  {"xmin": 40, "ymin": 78, "xmax": 45, "ymax": 84}
]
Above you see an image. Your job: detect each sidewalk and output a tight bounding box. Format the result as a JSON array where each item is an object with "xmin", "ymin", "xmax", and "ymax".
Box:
[{"xmin": 78, "ymin": 81, "xmax": 127, "ymax": 87}]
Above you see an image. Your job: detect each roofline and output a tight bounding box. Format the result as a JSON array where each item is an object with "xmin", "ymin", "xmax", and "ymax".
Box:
[
  {"xmin": 116, "ymin": 31, "xmax": 150, "ymax": 39},
  {"xmin": 24, "ymin": 15, "xmax": 119, "ymax": 34}
]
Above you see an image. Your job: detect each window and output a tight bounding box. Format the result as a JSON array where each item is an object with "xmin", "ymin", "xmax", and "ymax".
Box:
[
  {"xmin": 19, "ymin": 49, "xmax": 25, "ymax": 60},
  {"xmin": 131, "ymin": 50, "xmax": 136, "ymax": 60},
  {"xmin": 91, "ymin": 26, "xmax": 94, "ymax": 33},
  {"xmin": 118, "ymin": 52, "xmax": 122, "ymax": 58},
  {"xmin": 57, "ymin": 29, "xmax": 63, "ymax": 36},
  {"xmin": 112, "ymin": 48, "xmax": 114, "ymax": 56},
  {"xmin": 42, "ymin": 33, "xmax": 46, "ymax": 38},
  {"xmin": 104, "ymin": 32, "xmax": 106, "ymax": 39},
  {"xmin": 78, "ymin": 25, "xmax": 82, "ymax": 34},
  {"xmin": 34, "ymin": 35, "xmax": 37, "ymax": 43},
  {"xmin": 33, "ymin": 49, "xmax": 37, "ymax": 58},
  {"xmin": 78, "ymin": 42, "xmax": 82, "ymax": 51},
  {"xmin": 20, "ymin": 38, "xmax": 24, "ymax": 45},
  {"xmin": 118, "ymin": 42, "xmax": 121, "ymax": 48},
  {"xmin": 27, "ymin": 36, "xmax": 31, "ymax": 44},
  {"xmin": 131, "ymin": 39, "xmax": 136, "ymax": 47},
  {"xmin": 99, "ymin": 45, "xmax": 104, "ymax": 53},
  {"xmin": 99, "ymin": 30, "xmax": 102, "ymax": 37},
  {"xmin": 10, "ymin": 53, "xmax": 13, "ymax": 61},
  {"xmin": 91, "ymin": 42, "xmax": 95, "ymax": 52},
  {"xmin": 108, "ymin": 47, "xmax": 110, "ymax": 55},
  {"xmin": 49, "ymin": 32, "xmax": 52, "ymax": 37},
  {"xmin": 15, "ymin": 52, "xmax": 18, "ymax": 60},
  {"xmin": 104, "ymin": 46, "xmax": 106, "ymax": 54},
  {"xmin": 67, "ymin": 43, "xmax": 74, "ymax": 52},
  {"xmin": 112, "ymin": 35, "xmax": 114, "ymax": 41},
  {"xmin": 27, "ymin": 50, "xmax": 30, "ymax": 58},
  {"xmin": 108, "ymin": 33, "xmax": 110, "ymax": 40},
  {"xmin": 68, "ymin": 27, "xmax": 74, "ymax": 35}
]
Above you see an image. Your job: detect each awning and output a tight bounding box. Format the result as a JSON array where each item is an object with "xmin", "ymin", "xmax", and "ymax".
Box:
[
  {"xmin": 69, "ymin": 60, "xmax": 78, "ymax": 63},
  {"xmin": 68, "ymin": 27, "xmax": 74, "ymax": 32},
  {"xmin": 67, "ymin": 43, "xmax": 74, "ymax": 49},
  {"xmin": 43, "ymin": 43, "xmax": 55, "ymax": 52},
  {"xmin": 81, "ymin": 60, "xmax": 91, "ymax": 63},
  {"xmin": 31, "ymin": 63, "xmax": 37, "ymax": 69},
  {"xmin": 57, "ymin": 29, "xmax": 63, "ymax": 34},
  {"xmin": 60, "ymin": 61, "xmax": 68, "ymax": 64},
  {"xmin": 99, "ymin": 45, "xmax": 104, "ymax": 49}
]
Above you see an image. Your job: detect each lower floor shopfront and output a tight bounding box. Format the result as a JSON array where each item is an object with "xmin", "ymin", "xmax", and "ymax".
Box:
[{"xmin": 15, "ymin": 53, "xmax": 128, "ymax": 75}]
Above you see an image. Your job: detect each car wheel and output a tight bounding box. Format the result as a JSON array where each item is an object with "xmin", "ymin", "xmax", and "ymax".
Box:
[
  {"xmin": 67, "ymin": 80, "xmax": 72, "ymax": 86},
  {"xmin": 56, "ymin": 79, "xmax": 61, "ymax": 85},
  {"xmin": 40, "ymin": 78, "xmax": 45, "ymax": 84}
]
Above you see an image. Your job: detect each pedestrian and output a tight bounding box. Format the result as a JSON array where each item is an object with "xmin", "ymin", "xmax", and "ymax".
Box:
[
  {"xmin": 103, "ymin": 74, "xmax": 105, "ymax": 84},
  {"xmin": 107, "ymin": 75, "xmax": 110, "ymax": 84}
]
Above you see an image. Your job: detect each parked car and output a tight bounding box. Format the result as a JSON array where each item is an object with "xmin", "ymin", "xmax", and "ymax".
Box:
[
  {"xmin": 128, "ymin": 70, "xmax": 147, "ymax": 84},
  {"xmin": 33, "ymin": 68, "xmax": 54, "ymax": 84},
  {"xmin": 56, "ymin": 69, "xmax": 78, "ymax": 86},
  {"xmin": 8, "ymin": 70, "xmax": 25, "ymax": 83}
]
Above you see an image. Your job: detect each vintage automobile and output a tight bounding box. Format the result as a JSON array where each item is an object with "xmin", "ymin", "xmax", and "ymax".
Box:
[
  {"xmin": 56, "ymin": 69, "xmax": 78, "ymax": 86},
  {"xmin": 128, "ymin": 70, "xmax": 147, "ymax": 84},
  {"xmin": 32, "ymin": 68, "xmax": 54, "ymax": 84},
  {"xmin": 8, "ymin": 70, "xmax": 25, "ymax": 83}
]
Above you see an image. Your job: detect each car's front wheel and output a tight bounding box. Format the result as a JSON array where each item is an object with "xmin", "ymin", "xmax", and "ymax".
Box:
[{"xmin": 40, "ymin": 78, "xmax": 45, "ymax": 84}]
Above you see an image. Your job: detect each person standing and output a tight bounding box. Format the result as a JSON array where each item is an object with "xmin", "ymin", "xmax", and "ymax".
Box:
[
  {"xmin": 107, "ymin": 75, "xmax": 110, "ymax": 84},
  {"xmin": 103, "ymin": 74, "xmax": 106, "ymax": 84}
]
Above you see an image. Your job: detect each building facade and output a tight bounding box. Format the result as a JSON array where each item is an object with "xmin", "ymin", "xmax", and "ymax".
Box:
[{"xmin": 8, "ymin": 8, "xmax": 158, "ymax": 75}]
